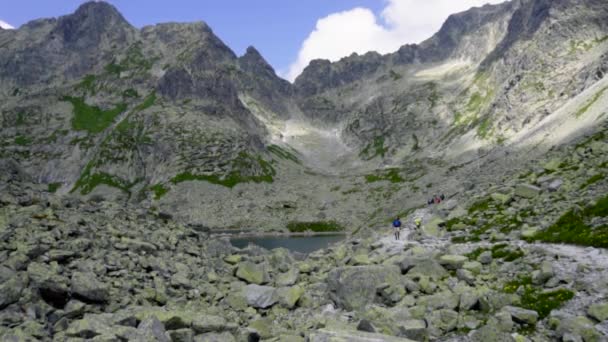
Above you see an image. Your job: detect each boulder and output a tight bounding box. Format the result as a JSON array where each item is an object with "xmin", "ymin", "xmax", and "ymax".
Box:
[
  {"xmin": 191, "ymin": 315, "xmax": 227, "ymax": 333},
  {"xmin": 309, "ymin": 328, "xmax": 416, "ymax": 342},
  {"xmin": 520, "ymin": 227, "xmax": 539, "ymax": 239},
  {"xmin": 548, "ymin": 179, "xmax": 563, "ymax": 192},
  {"xmin": 137, "ymin": 317, "xmax": 170, "ymax": 342},
  {"xmin": 478, "ymin": 251, "xmax": 492, "ymax": 265},
  {"xmin": 463, "ymin": 261, "xmax": 482, "ymax": 274},
  {"xmin": 471, "ymin": 322, "xmax": 515, "ymax": 342},
  {"xmin": 71, "ymin": 272, "xmax": 109, "ymax": 303},
  {"xmin": 427, "ymin": 309, "xmax": 458, "ymax": 333},
  {"xmin": 276, "ymin": 268, "xmax": 299, "ymax": 287},
  {"xmin": 588, "ymin": 303, "xmax": 608, "ymax": 322},
  {"xmin": 223, "ymin": 255, "xmax": 242, "ymax": 265},
  {"xmin": 235, "ymin": 261, "xmax": 269, "ymax": 285},
  {"xmin": 456, "ymin": 269, "xmax": 476, "ymax": 285},
  {"xmin": 438, "ymin": 255, "xmax": 468, "ymax": 270},
  {"xmin": 407, "ymin": 260, "xmax": 448, "ymax": 281},
  {"xmin": 398, "ymin": 319, "xmax": 427, "ymax": 341},
  {"xmin": 556, "ymin": 316, "xmax": 603, "ymax": 342},
  {"xmin": 276, "ymin": 285, "xmax": 304, "ymax": 309},
  {"xmin": 0, "ymin": 274, "xmax": 28, "ymax": 309},
  {"xmin": 532, "ymin": 261, "xmax": 554, "ymax": 285},
  {"xmin": 169, "ymin": 328, "xmax": 194, "ymax": 342},
  {"xmin": 193, "ymin": 332, "xmax": 235, "ymax": 342},
  {"xmin": 503, "ymin": 306, "xmax": 538, "ymax": 325},
  {"xmin": 514, "ymin": 184, "xmax": 541, "ymax": 198},
  {"xmin": 327, "ymin": 265, "xmax": 402, "ymax": 311},
  {"xmin": 243, "ymin": 284, "xmax": 278, "ymax": 309},
  {"xmin": 491, "ymin": 193, "xmax": 512, "ymax": 205}
]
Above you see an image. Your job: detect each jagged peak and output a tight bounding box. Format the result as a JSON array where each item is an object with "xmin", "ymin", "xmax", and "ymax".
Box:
[{"xmin": 239, "ymin": 45, "xmax": 277, "ymax": 75}]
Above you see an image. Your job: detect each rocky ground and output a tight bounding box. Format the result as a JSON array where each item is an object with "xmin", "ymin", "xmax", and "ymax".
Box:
[{"xmin": 2, "ymin": 128, "xmax": 608, "ymax": 341}]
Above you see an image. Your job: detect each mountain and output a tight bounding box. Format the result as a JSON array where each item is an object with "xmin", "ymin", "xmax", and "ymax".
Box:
[{"xmin": 1, "ymin": 0, "xmax": 608, "ymax": 231}]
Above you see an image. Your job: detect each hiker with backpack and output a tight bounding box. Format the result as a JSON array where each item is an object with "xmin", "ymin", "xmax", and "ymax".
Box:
[{"xmin": 392, "ymin": 217, "xmax": 402, "ymax": 240}]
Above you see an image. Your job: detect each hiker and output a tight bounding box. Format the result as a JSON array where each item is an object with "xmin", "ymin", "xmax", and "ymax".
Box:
[
  {"xmin": 392, "ymin": 217, "xmax": 402, "ymax": 240},
  {"xmin": 414, "ymin": 217, "xmax": 422, "ymax": 230},
  {"xmin": 440, "ymin": 194, "xmax": 445, "ymax": 201},
  {"xmin": 434, "ymin": 195, "xmax": 441, "ymax": 204}
]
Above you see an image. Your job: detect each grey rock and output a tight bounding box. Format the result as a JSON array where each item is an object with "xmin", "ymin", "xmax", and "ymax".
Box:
[
  {"xmin": 243, "ymin": 284, "xmax": 278, "ymax": 309},
  {"xmin": 514, "ymin": 184, "xmax": 541, "ymax": 198},
  {"xmin": 70, "ymin": 272, "xmax": 109, "ymax": 303},
  {"xmin": 503, "ymin": 306, "xmax": 539, "ymax": 325},
  {"xmin": 0, "ymin": 273, "xmax": 28, "ymax": 309}
]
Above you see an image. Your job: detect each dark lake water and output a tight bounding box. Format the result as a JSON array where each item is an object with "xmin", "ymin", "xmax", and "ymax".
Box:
[{"xmin": 230, "ymin": 234, "xmax": 346, "ymax": 254}]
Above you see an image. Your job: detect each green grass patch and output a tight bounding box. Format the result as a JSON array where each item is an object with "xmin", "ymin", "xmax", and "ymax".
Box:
[
  {"xmin": 286, "ymin": 221, "xmax": 344, "ymax": 233},
  {"xmin": 267, "ymin": 144, "xmax": 300, "ymax": 164},
  {"xmin": 466, "ymin": 243, "xmax": 524, "ymax": 262},
  {"xmin": 476, "ymin": 116, "xmax": 493, "ymax": 139},
  {"xmin": 360, "ymin": 136, "xmax": 387, "ymax": 160},
  {"xmin": 365, "ymin": 168, "xmax": 404, "ymax": 183},
  {"xmin": 135, "ymin": 92, "xmax": 156, "ymax": 111},
  {"xmin": 576, "ymin": 86, "xmax": 608, "ymax": 118},
  {"xmin": 150, "ymin": 184, "xmax": 169, "ymax": 200},
  {"xmin": 63, "ymin": 96, "xmax": 127, "ymax": 134},
  {"xmin": 468, "ymin": 197, "xmax": 493, "ymax": 214},
  {"xmin": 467, "ymin": 92, "xmax": 483, "ymax": 113},
  {"xmin": 504, "ymin": 276, "xmax": 574, "ymax": 319},
  {"xmin": 580, "ymin": 173, "xmax": 605, "ymax": 189},
  {"xmin": 525, "ymin": 194, "xmax": 608, "ymax": 247},
  {"xmin": 48, "ymin": 183, "xmax": 62, "ymax": 193},
  {"xmin": 14, "ymin": 135, "xmax": 31, "ymax": 146},
  {"xmin": 171, "ymin": 154, "xmax": 275, "ymax": 188}
]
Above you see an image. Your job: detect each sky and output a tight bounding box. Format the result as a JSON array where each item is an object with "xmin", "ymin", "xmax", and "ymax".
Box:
[{"xmin": 1, "ymin": 0, "xmax": 504, "ymax": 81}]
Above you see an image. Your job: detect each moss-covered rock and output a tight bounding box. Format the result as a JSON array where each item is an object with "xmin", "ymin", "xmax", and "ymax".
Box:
[{"xmin": 235, "ymin": 261, "xmax": 269, "ymax": 285}]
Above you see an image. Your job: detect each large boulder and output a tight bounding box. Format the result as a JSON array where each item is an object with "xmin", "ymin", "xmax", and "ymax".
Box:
[
  {"xmin": 235, "ymin": 261, "xmax": 269, "ymax": 285},
  {"xmin": 407, "ymin": 260, "xmax": 448, "ymax": 281},
  {"xmin": 276, "ymin": 285, "xmax": 304, "ymax": 309},
  {"xmin": 0, "ymin": 273, "xmax": 28, "ymax": 309},
  {"xmin": 70, "ymin": 272, "xmax": 109, "ymax": 303},
  {"xmin": 327, "ymin": 265, "xmax": 402, "ymax": 311},
  {"xmin": 243, "ymin": 284, "xmax": 278, "ymax": 309},
  {"xmin": 502, "ymin": 306, "xmax": 538, "ymax": 325},
  {"xmin": 309, "ymin": 328, "xmax": 416, "ymax": 342},
  {"xmin": 514, "ymin": 184, "xmax": 541, "ymax": 198},
  {"xmin": 438, "ymin": 255, "xmax": 468, "ymax": 270},
  {"xmin": 587, "ymin": 303, "xmax": 608, "ymax": 321}
]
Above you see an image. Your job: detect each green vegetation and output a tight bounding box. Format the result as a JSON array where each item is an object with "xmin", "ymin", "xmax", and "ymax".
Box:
[
  {"xmin": 267, "ymin": 144, "xmax": 300, "ymax": 164},
  {"xmin": 365, "ymin": 168, "xmax": 404, "ymax": 183},
  {"xmin": 78, "ymin": 75, "xmax": 97, "ymax": 94},
  {"xmin": 150, "ymin": 184, "xmax": 169, "ymax": 200},
  {"xmin": 171, "ymin": 153, "xmax": 275, "ymax": 188},
  {"xmin": 525, "ymin": 194, "xmax": 608, "ymax": 247},
  {"xmin": 468, "ymin": 197, "xmax": 492, "ymax": 214},
  {"xmin": 105, "ymin": 43, "xmax": 153, "ymax": 76},
  {"xmin": 135, "ymin": 92, "xmax": 156, "ymax": 111},
  {"xmin": 503, "ymin": 275, "xmax": 574, "ymax": 319},
  {"xmin": 71, "ymin": 161, "xmax": 140, "ymax": 195},
  {"xmin": 360, "ymin": 136, "xmax": 387, "ymax": 160},
  {"xmin": 14, "ymin": 135, "xmax": 31, "ymax": 146},
  {"xmin": 63, "ymin": 96, "xmax": 127, "ymax": 134},
  {"xmin": 389, "ymin": 70, "xmax": 402, "ymax": 81},
  {"xmin": 580, "ymin": 173, "xmax": 605, "ymax": 189},
  {"xmin": 47, "ymin": 183, "xmax": 62, "ymax": 193},
  {"xmin": 286, "ymin": 221, "xmax": 344, "ymax": 233},
  {"xmin": 476, "ymin": 116, "xmax": 493, "ymax": 139},
  {"xmin": 466, "ymin": 243, "xmax": 525, "ymax": 262},
  {"xmin": 576, "ymin": 86, "xmax": 608, "ymax": 118}
]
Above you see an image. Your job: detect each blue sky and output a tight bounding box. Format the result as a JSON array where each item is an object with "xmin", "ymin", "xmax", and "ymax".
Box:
[
  {"xmin": 2, "ymin": 0, "xmax": 384, "ymax": 76},
  {"xmin": 2, "ymin": 0, "xmax": 504, "ymax": 80}
]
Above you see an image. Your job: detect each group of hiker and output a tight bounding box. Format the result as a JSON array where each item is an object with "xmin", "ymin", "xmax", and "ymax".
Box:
[
  {"xmin": 392, "ymin": 216, "xmax": 421, "ymax": 240},
  {"xmin": 427, "ymin": 194, "xmax": 445, "ymax": 205}
]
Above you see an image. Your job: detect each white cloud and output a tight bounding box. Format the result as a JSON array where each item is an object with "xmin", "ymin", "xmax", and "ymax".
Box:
[
  {"xmin": 0, "ymin": 20, "xmax": 15, "ymax": 30},
  {"xmin": 284, "ymin": 0, "xmax": 504, "ymax": 82}
]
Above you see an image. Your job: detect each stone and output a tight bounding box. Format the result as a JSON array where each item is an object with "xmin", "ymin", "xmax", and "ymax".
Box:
[
  {"xmin": 503, "ymin": 306, "xmax": 538, "ymax": 325},
  {"xmin": 460, "ymin": 291, "xmax": 481, "ymax": 311},
  {"xmin": 137, "ymin": 317, "xmax": 170, "ymax": 342},
  {"xmin": 548, "ymin": 179, "xmax": 563, "ymax": 192},
  {"xmin": 438, "ymin": 255, "xmax": 468, "ymax": 270},
  {"xmin": 309, "ymin": 328, "xmax": 416, "ymax": 342},
  {"xmin": 495, "ymin": 311, "xmax": 514, "ymax": 332},
  {"xmin": 427, "ymin": 309, "xmax": 458, "ymax": 333},
  {"xmin": 357, "ymin": 319, "xmax": 376, "ymax": 333},
  {"xmin": 248, "ymin": 318, "xmax": 273, "ymax": 338},
  {"xmin": 520, "ymin": 227, "xmax": 539, "ymax": 239},
  {"xmin": 514, "ymin": 184, "xmax": 541, "ymax": 198},
  {"xmin": 191, "ymin": 315, "xmax": 226, "ymax": 333},
  {"xmin": 326, "ymin": 265, "xmax": 402, "ymax": 311},
  {"xmin": 223, "ymin": 255, "xmax": 242, "ymax": 265},
  {"xmin": 556, "ymin": 316, "xmax": 603, "ymax": 342},
  {"xmin": 491, "ymin": 193, "xmax": 512, "ymax": 205},
  {"xmin": 169, "ymin": 328, "xmax": 194, "ymax": 342},
  {"xmin": 471, "ymin": 322, "xmax": 516, "ymax": 342},
  {"xmin": 351, "ymin": 254, "xmax": 371, "ymax": 266},
  {"xmin": 456, "ymin": 269, "xmax": 476, "ymax": 285},
  {"xmin": 407, "ymin": 260, "xmax": 448, "ymax": 280},
  {"xmin": 193, "ymin": 332, "xmax": 235, "ymax": 342},
  {"xmin": 235, "ymin": 261, "xmax": 269, "ymax": 285},
  {"xmin": 194, "ymin": 332, "xmax": 236, "ymax": 342},
  {"xmin": 276, "ymin": 268, "xmax": 299, "ymax": 287},
  {"xmin": 0, "ymin": 273, "xmax": 28, "ymax": 309},
  {"xmin": 478, "ymin": 251, "xmax": 493, "ymax": 265},
  {"xmin": 244, "ymin": 284, "xmax": 278, "ymax": 309},
  {"xmin": 417, "ymin": 291, "xmax": 459, "ymax": 310},
  {"xmin": 463, "ymin": 261, "xmax": 483, "ymax": 274},
  {"xmin": 587, "ymin": 303, "xmax": 608, "ymax": 321},
  {"xmin": 71, "ymin": 272, "xmax": 109, "ymax": 303},
  {"xmin": 532, "ymin": 261, "xmax": 554, "ymax": 285},
  {"xmin": 120, "ymin": 237, "xmax": 157, "ymax": 254},
  {"xmin": 276, "ymin": 285, "xmax": 304, "ymax": 309},
  {"xmin": 398, "ymin": 320, "xmax": 427, "ymax": 341}
]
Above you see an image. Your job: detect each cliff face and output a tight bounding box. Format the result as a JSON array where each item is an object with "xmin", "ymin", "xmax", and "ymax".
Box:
[{"xmin": 2, "ymin": 0, "xmax": 608, "ymax": 229}]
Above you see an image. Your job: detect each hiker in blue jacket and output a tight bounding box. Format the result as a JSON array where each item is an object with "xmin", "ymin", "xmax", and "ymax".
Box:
[{"xmin": 392, "ymin": 217, "xmax": 402, "ymax": 240}]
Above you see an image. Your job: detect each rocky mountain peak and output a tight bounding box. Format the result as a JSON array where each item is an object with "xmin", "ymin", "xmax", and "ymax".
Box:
[
  {"xmin": 238, "ymin": 46, "xmax": 277, "ymax": 77},
  {"xmin": 53, "ymin": 1, "xmax": 131, "ymax": 44}
]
